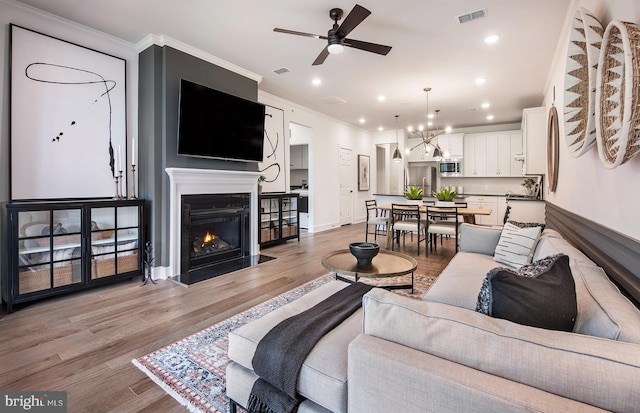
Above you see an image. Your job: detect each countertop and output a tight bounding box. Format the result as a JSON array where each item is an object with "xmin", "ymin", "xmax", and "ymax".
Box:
[{"xmin": 374, "ymin": 193, "xmax": 543, "ymax": 201}]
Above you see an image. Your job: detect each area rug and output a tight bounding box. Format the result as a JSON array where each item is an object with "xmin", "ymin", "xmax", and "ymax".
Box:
[{"xmin": 132, "ymin": 272, "xmax": 436, "ymax": 413}]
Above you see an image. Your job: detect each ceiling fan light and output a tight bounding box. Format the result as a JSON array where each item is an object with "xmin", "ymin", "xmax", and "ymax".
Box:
[{"xmin": 327, "ymin": 43, "xmax": 344, "ymax": 54}]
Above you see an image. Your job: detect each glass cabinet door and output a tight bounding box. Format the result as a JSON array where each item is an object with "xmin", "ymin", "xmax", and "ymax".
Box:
[
  {"xmin": 282, "ymin": 196, "xmax": 298, "ymax": 238},
  {"xmin": 90, "ymin": 205, "xmax": 139, "ymax": 279},
  {"xmin": 17, "ymin": 208, "xmax": 82, "ymax": 295}
]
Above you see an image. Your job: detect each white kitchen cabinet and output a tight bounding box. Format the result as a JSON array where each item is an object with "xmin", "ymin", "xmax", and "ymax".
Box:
[
  {"xmin": 506, "ymin": 199, "xmax": 545, "ymax": 223},
  {"xmin": 465, "ymin": 195, "xmax": 498, "ymax": 226},
  {"xmin": 521, "ymin": 107, "xmax": 546, "ymax": 175},
  {"xmin": 510, "ymin": 133, "xmax": 523, "ymax": 176},
  {"xmin": 438, "ymin": 134, "xmax": 464, "ymax": 158},
  {"xmin": 463, "ymin": 135, "xmax": 487, "ymax": 177},
  {"xmin": 485, "ymin": 135, "xmax": 512, "ymax": 177},
  {"xmin": 290, "ymin": 144, "xmax": 308, "ymax": 169}
]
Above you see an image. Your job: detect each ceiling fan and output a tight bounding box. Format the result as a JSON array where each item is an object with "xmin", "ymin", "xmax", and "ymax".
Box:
[{"xmin": 274, "ymin": 4, "xmax": 392, "ymax": 65}]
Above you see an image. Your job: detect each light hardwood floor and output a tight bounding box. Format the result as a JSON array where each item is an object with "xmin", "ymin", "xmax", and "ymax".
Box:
[{"xmin": 0, "ymin": 222, "xmax": 456, "ymax": 412}]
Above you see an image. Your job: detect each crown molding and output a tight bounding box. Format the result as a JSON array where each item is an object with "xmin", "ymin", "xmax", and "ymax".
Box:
[{"xmin": 137, "ymin": 34, "xmax": 262, "ymax": 84}]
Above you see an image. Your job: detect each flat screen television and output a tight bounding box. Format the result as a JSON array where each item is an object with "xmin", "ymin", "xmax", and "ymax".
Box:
[{"xmin": 177, "ymin": 79, "xmax": 265, "ymax": 162}]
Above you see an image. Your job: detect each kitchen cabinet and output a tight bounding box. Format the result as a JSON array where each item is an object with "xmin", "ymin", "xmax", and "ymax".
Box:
[
  {"xmin": 290, "ymin": 144, "xmax": 308, "ymax": 169},
  {"xmin": 259, "ymin": 193, "xmax": 300, "ymax": 247},
  {"xmin": 464, "ymin": 132, "xmax": 522, "ymax": 177},
  {"xmin": 521, "ymin": 107, "xmax": 546, "ymax": 175},
  {"xmin": 463, "ymin": 135, "xmax": 487, "ymax": 176},
  {"xmin": 506, "ymin": 199, "xmax": 545, "ymax": 223},
  {"xmin": 3, "ymin": 199, "xmax": 144, "ymax": 313},
  {"xmin": 438, "ymin": 134, "xmax": 464, "ymax": 158},
  {"xmin": 465, "ymin": 196, "xmax": 499, "ymax": 226}
]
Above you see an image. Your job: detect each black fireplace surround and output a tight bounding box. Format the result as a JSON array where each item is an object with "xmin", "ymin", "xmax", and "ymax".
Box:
[{"xmin": 180, "ymin": 193, "xmax": 250, "ymax": 284}]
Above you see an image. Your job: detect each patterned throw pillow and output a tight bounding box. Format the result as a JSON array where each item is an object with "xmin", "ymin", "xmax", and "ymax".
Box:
[
  {"xmin": 507, "ymin": 220, "xmax": 546, "ymax": 232},
  {"xmin": 476, "ymin": 254, "xmax": 577, "ymax": 331},
  {"xmin": 494, "ymin": 222, "xmax": 542, "ymax": 268}
]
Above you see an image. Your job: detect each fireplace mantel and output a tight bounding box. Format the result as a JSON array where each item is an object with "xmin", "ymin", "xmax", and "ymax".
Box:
[{"xmin": 163, "ymin": 167, "xmax": 261, "ymax": 280}]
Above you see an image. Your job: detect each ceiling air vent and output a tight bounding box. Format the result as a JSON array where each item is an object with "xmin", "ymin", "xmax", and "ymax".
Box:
[
  {"xmin": 318, "ymin": 96, "xmax": 347, "ymax": 105},
  {"xmin": 456, "ymin": 8, "xmax": 487, "ymax": 24},
  {"xmin": 273, "ymin": 67, "xmax": 290, "ymax": 75}
]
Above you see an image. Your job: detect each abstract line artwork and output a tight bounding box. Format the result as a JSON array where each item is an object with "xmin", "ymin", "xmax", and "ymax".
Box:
[
  {"xmin": 10, "ymin": 25, "xmax": 127, "ymax": 200},
  {"xmin": 258, "ymin": 105, "xmax": 286, "ymax": 192}
]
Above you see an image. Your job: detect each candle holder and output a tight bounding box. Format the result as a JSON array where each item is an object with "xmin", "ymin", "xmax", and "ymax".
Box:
[
  {"xmin": 113, "ymin": 174, "xmax": 123, "ymax": 200},
  {"xmin": 118, "ymin": 170, "xmax": 125, "ymax": 199},
  {"xmin": 129, "ymin": 164, "xmax": 138, "ymax": 199}
]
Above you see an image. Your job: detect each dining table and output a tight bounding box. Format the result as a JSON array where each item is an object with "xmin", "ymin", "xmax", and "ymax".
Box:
[{"xmin": 376, "ymin": 204, "xmax": 493, "ymax": 249}]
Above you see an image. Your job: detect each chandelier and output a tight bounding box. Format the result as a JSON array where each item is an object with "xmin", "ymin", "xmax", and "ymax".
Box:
[{"xmin": 407, "ymin": 87, "xmax": 451, "ymax": 161}]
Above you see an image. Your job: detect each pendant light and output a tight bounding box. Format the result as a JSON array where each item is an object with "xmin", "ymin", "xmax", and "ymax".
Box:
[
  {"xmin": 432, "ymin": 110, "xmax": 442, "ymax": 161},
  {"xmin": 392, "ymin": 114, "xmax": 402, "ymax": 162}
]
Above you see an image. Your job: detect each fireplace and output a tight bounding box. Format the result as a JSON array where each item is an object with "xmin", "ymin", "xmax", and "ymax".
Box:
[
  {"xmin": 180, "ymin": 193, "xmax": 251, "ymax": 284},
  {"xmin": 165, "ymin": 168, "xmax": 263, "ymax": 282}
]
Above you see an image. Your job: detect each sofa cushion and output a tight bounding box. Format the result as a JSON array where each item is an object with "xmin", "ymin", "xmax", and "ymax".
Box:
[
  {"xmin": 507, "ymin": 219, "xmax": 546, "ymax": 231},
  {"xmin": 458, "ymin": 223, "xmax": 502, "ymax": 255},
  {"xmin": 422, "ymin": 252, "xmax": 499, "ymax": 310},
  {"xmin": 228, "ymin": 280, "xmax": 358, "ymax": 413},
  {"xmin": 494, "ymin": 222, "xmax": 542, "ymax": 268},
  {"xmin": 532, "ymin": 234, "xmax": 640, "ymax": 344},
  {"xmin": 363, "ymin": 288, "xmax": 640, "ymax": 413},
  {"xmin": 476, "ymin": 254, "xmax": 577, "ymax": 331}
]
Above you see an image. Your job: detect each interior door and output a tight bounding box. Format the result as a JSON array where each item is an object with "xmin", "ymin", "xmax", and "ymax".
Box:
[{"xmin": 339, "ymin": 147, "xmax": 353, "ymax": 226}]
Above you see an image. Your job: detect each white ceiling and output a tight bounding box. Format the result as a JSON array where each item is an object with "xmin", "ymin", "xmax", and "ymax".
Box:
[{"xmin": 15, "ymin": 0, "xmax": 572, "ymax": 132}]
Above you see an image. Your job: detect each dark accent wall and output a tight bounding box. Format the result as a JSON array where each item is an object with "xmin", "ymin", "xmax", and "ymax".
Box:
[
  {"xmin": 138, "ymin": 44, "xmax": 259, "ymax": 268},
  {"xmin": 546, "ymin": 202, "xmax": 640, "ymax": 307}
]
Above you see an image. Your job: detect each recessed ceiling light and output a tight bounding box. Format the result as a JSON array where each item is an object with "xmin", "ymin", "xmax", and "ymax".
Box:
[
  {"xmin": 378, "ymin": 126, "xmax": 384, "ymax": 131},
  {"xmin": 476, "ymin": 77, "xmax": 487, "ymax": 85},
  {"xmin": 427, "ymin": 121, "xmax": 433, "ymax": 127},
  {"xmin": 427, "ymin": 113, "xmax": 434, "ymax": 119},
  {"xmin": 359, "ymin": 118, "xmax": 366, "ymax": 124},
  {"xmin": 445, "ymin": 126, "xmax": 452, "ymax": 133},
  {"xmin": 484, "ymin": 34, "xmax": 500, "ymax": 44},
  {"xmin": 312, "ymin": 78, "xmax": 322, "ymax": 86},
  {"xmin": 481, "ymin": 102, "xmax": 490, "ymax": 109},
  {"xmin": 377, "ymin": 95, "xmax": 386, "ymax": 102},
  {"xmin": 486, "ymin": 114, "xmax": 494, "ymax": 120}
]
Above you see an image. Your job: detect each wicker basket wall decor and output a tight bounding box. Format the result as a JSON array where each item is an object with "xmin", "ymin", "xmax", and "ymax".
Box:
[
  {"xmin": 595, "ymin": 20, "xmax": 640, "ymax": 169},
  {"xmin": 563, "ymin": 7, "xmax": 603, "ymax": 158}
]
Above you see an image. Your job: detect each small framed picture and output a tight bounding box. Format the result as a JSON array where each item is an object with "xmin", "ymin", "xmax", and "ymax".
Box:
[{"xmin": 358, "ymin": 155, "xmax": 370, "ymax": 191}]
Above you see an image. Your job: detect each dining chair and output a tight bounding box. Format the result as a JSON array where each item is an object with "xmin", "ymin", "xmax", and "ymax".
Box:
[
  {"xmin": 365, "ymin": 200, "xmax": 388, "ymax": 242},
  {"xmin": 391, "ymin": 204, "xmax": 427, "ymax": 255},
  {"xmin": 426, "ymin": 205, "xmax": 460, "ymax": 254}
]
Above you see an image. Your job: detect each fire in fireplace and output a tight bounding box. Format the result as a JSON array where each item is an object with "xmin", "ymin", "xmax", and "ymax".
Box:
[{"xmin": 181, "ymin": 193, "xmax": 251, "ymax": 284}]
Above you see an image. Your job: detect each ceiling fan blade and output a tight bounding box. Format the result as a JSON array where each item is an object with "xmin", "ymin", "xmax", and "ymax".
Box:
[
  {"xmin": 274, "ymin": 28, "xmax": 328, "ymax": 40},
  {"xmin": 312, "ymin": 46, "xmax": 330, "ymax": 65},
  {"xmin": 344, "ymin": 38, "xmax": 392, "ymax": 55},
  {"xmin": 336, "ymin": 4, "xmax": 371, "ymax": 38}
]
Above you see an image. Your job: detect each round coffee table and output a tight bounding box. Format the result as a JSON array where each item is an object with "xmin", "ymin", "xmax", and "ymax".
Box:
[{"xmin": 322, "ymin": 249, "xmax": 418, "ymax": 292}]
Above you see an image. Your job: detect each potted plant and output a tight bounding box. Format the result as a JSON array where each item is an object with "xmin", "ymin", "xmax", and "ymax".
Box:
[
  {"xmin": 404, "ymin": 186, "xmax": 424, "ymax": 204},
  {"xmin": 433, "ymin": 187, "xmax": 458, "ymax": 206},
  {"xmin": 522, "ymin": 178, "xmax": 537, "ymax": 196}
]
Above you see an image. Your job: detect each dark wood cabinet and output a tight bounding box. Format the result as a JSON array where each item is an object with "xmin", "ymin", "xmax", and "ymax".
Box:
[
  {"xmin": 3, "ymin": 199, "xmax": 144, "ymax": 313},
  {"xmin": 259, "ymin": 193, "xmax": 300, "ymax": 247}
]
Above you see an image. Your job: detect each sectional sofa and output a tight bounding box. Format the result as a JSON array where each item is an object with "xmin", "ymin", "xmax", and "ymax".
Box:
[{"xmin": 226, "ymin": 223, "xmax": 640, "ymax": 412}]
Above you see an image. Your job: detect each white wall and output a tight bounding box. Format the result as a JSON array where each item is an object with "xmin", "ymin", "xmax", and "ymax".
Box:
[
  {"xmin": 541, "ymin": 0, "xmax": 640, "ymax": 241},
  {"xmin": 259, "ymin": 91, "xmax": 378, "ymax": 232}
]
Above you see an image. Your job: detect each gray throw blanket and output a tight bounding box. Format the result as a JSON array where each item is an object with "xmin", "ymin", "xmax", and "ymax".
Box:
[{"xmin": 247, "ymin": 282, "xmax": 374, "ymax": 413}]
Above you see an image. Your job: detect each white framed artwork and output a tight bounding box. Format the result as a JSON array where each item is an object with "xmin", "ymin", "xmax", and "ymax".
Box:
[
  {"xmin": 258, "ymin": 105, "xmax": 286, "ymax": 193},
  {"xmin": 10, "ymin": 25, "xmax": 127, "ymax": 200}
]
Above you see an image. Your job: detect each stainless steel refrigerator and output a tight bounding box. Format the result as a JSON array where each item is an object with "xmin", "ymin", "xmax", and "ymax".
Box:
[{"xmin": 405, "ymin": 163, "xmax": 438, "ymax": 195}]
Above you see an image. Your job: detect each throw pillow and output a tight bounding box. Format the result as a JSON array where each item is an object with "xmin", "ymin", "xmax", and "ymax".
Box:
[
  {"xmin": 458, "ymin": 223, "xmax": 503, "ymax": 256},
  {"xmin": 494, "ymin": 222, "xmax": 542, "ymax": 268},
  {"xmin": 507, "ymin": 220, "xmax": 546, "ymax": 231},
  {"xmin": 476, "ymin": 254, "xmax": 577, "ymax": 331}
]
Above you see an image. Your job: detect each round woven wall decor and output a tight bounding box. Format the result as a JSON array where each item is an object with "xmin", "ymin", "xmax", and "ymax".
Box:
[
  {"xmin": 595, "ymin": 20, "xmax": 640, "ymax": 169},
  {"xmin": 563, "ymin": 7, "xmax": 603, "ymax": 158}
]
